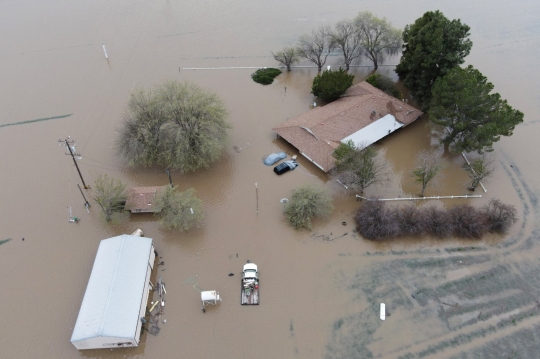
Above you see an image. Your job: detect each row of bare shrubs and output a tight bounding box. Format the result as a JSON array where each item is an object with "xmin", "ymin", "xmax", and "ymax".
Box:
[{"xmin": 354, "ymin": 199, "xmax": 517, "ymax": 240}]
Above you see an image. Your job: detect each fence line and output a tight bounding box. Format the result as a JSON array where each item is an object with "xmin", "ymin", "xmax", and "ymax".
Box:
[
  {"xmin": 181, "ymin": 64, "xmax": 398, "ymax": 71},
  {"xmin": 461, "ymin": 152, "xmax": 488, "ymax": 192},
  {"xmin": 355, "ymin": 194, "xmax": 482, "ymax": 202}
]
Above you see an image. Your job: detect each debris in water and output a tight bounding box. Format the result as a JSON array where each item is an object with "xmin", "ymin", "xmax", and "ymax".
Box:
[
  {"xmin": 228, "ymin": 273, "xmax": 234, "ymax": 276},
  {"xmin": 202, "ymin": 308, "xmax": 206, "ymax": 313}
]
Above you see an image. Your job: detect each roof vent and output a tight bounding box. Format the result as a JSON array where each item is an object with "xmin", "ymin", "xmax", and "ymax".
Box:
[{"xmin": 371, "ymin": 110, "xmax": 376, "ymax": 115}]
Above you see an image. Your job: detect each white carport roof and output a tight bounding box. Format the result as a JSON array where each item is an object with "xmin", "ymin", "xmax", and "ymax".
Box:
[
  {"xmin": 71, "ymin": 234, "xmax": 153, "ymax": 343},
  {"xmin": 341, "ymin": 114, "xmax": 403, "ymax": 148}
]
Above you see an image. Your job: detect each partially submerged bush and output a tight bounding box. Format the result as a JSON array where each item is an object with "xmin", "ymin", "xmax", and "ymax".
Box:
[
  {"xmin": 153, "ymin": 187, "xmax": 203, "ymax": 231},
  {"xmin": 93, "ymin": 174, "xmax": 129, "ymax": 224},
  {"xmin": 354, "ymin": 198, "xmax": 517, "ymax": 240},
  {"xmin": 284, "ymin": 186, "xmax": 334, "ymax": 230},
  {"xmin": 311, "ymin": 68, "xmax": 354, "ymax": 102},
  {"xmin": 251, "ymin": 68, "xmax": 282, "ymax": 85},
  {"xmin": 396, "ymin": 205, "xmax": 424, "ymax": 236},
  {"xmin": 449, "ymin": 204, "xmax": 486, "ymax": 238},
  {"xmin": 365, "ymin": 74, "xmax": 400, "ymax": 98},
  {"xmin": 483, "ymin": 199, "xmax": 517, "ymax": 234},
  {"xmin": 420, "ymin": 206, "xmax": 454, "ymax": 238},
  {"xmin": 354, "ymin": 200, "xmax": 399, "ymax": 240}
]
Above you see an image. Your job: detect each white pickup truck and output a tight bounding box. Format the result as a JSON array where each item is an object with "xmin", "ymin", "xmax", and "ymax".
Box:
[{"xmin": 241, "ymin": 261, "xmax": 259, "ymax": 305}]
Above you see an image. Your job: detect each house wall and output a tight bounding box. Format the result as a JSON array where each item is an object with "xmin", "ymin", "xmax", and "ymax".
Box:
[{"xmin": 134, "ymin": 250, "xmax": 154, "ymax": 344}]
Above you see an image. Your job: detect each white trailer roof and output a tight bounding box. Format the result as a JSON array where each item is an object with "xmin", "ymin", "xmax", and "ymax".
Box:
[
  {"xmin": 71, "ymin": 235, "xmax": 153, "ymax": 343},
  {"xmin": 341, "ymin": 114, "xmax": 403, "ymax": 148}
]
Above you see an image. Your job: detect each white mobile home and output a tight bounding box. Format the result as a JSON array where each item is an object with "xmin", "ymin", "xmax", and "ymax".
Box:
[{"xmin": 71, "ymin": 234, "xmax": 155, "ymax": 350}]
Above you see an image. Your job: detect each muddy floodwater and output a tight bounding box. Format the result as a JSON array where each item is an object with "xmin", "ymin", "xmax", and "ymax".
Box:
[{"xmin": 1, "ymin": 0, "xmax": 540, "ymax": 358}]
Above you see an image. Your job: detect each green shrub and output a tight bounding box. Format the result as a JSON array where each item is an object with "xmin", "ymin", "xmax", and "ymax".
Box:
[
  {"xmin": 251, "ymin": 68, "xmax": 282, "ymax": 85},
  {"xmin": 311, "ymin": 68, "xmax": 354, "ymax": 102},
  {"xmin": 284, "ymin": 186, "xmax": 334, "ymax": 230},
  {"xmin": 365, "ymin": 73, "xmax": 400, "ymax": 98}
]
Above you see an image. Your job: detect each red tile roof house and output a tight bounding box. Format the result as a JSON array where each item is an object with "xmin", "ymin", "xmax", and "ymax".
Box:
[
  {"xmin": 272, "ymin": 81, "xmax": 424, "ymax": 172},
  {"xmin": 124, "ymin": 186, "xmax": 165, "ymax": 213}
]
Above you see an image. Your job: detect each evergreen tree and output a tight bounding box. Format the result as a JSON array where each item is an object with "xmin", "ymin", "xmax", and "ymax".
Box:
[{"xmin": 395, "ymin": 11, "xmax": 472, "ymax": 105}]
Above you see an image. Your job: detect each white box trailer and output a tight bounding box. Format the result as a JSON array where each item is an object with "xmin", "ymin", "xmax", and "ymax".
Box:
[{"xmin": 70, "ymin": 233, "xmax": 155, "ymax": 350}]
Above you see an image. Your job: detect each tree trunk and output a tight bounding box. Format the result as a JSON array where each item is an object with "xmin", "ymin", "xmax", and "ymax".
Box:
[
  {"xmin": 469, "ymin": 179, "xmax": 479, "ymax": 191},
  {"xmin": 373, "ymin": 59, "xmax": 378, "ymax": 70},
  {"xmin": 443, "ymin": 142, "xmax": 450, "ymax": 153},
  {"xmin": 287, "ymin": 64, "xmax": 291, "ymax": 71}
]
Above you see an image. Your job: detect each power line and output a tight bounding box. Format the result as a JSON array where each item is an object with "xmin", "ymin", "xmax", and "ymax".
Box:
[{"xmin": 78, "ymin": 160, "xmax": 168, "ymax": 174}]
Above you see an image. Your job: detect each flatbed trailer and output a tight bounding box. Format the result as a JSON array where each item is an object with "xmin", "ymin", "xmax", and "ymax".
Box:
[{"xmin": 241, "ymin": 261, "xmax": 259, "ymax": 305}]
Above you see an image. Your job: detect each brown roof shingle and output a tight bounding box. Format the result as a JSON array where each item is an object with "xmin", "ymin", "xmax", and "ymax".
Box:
[
  {"xmin": 124, "ymin": 186, "xmax": 166, "ymax": 213},
  {"xmin": 272, "ymin": 81, "xmax": 423, "ymax": 172}
]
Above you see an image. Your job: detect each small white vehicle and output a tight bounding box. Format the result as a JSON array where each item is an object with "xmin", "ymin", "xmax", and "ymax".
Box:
[{"xmin": 241, "ymin": 261, "xmax": 259, "ymax": 305}]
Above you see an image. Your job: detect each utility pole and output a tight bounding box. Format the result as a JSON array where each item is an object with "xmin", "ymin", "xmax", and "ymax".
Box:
[
  {"xmin": 59, "ymin": 138, "xmax": 89, "ymax": 189},
  {"xmin": 77, "ymin": 184, "xmax": 91, "ymax": 212},
  {"xmin": 166, "ymin": 168, "xmax": 174, "ymax": 188}
]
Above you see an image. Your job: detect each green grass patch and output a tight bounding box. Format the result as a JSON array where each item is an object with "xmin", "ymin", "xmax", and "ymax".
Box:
[{"xmin": 251, "ymin": 68, "xmax": 282, "ymax": 85}]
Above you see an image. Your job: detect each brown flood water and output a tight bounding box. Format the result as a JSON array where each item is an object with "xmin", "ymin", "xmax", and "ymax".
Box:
[{"xmin": 1, "ymin": 1, "xmax": 540, "ymax": 358}]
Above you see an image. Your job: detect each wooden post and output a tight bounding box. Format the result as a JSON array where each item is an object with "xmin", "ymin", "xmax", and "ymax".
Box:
[
  {"xmin": 77, "ymin": 184, "xmax": 90, "ymax": 211},
  {"xmin": 166, "ymin": 168, "xmax": 173, "ymax": 188},
  {"xmin": 255, "ymin": 182, "xmax": 258, "ymax": 214}
]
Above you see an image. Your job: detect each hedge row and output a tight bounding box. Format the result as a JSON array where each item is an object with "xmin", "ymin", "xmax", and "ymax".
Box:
[{"xmin": 354, "ymin": 199, "xmax": 517, "ymax": 240}]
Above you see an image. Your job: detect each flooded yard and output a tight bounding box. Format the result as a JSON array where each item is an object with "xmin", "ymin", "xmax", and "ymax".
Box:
[{"xmin": 1, "ymin": 0, "xmax": 540, "ymax": 358}]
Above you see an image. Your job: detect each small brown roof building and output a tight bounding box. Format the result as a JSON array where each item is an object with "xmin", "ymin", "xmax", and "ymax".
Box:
[
  {"xmin": 272, "ymin": 81, "xmax": 423, "ymax": 172},
  {"xmin": 125, "ymin": 186, "xmax": 165, "ymax": 213}
]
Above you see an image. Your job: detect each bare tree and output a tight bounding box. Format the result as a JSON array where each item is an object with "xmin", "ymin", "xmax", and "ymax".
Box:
[
  {"xmin": 117, "ymin": 80, "xmax": 231, "ymax": 173},
  {"xmin": 354, "ymin": 200, "xmax": 399, "ymax": 240},
  {"xmin": 93, "ymin": 175, "xmax": 129, "ymax": 224},
  {"xmin": 284, "ymin": 186, "xmax": 334, "ymax": 230},
  {"xmin": 354, "ymin": 11, "xmax": 402, "ymax": 69},
  {"xmin": 482, "ymin": 199, "xmax": 517, "ymax": 234},
  {"xmin": 333, "ymin": 140, "xmax": 387, "ymax": 194},
  {"xmin": 412, "ymin": 149, "xmax": 445, "ymax": 197},
  {"xmin": 153, "ymin": 187, "xmax": 203, "ymax": 231},
  {"xmin": 331, "ymin": 19, "xmax": 363, "ymax": 71},
  {"xmin": 296, "ymin": 26, "xmax": 336, "ymax": 72},
  {"xmin": 464, "ymin": 154, "xmax": 495, "ymax": 191},
  {"xmin": 272, "ymin": 47, "xmax": 299, "ymax": 71}
]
